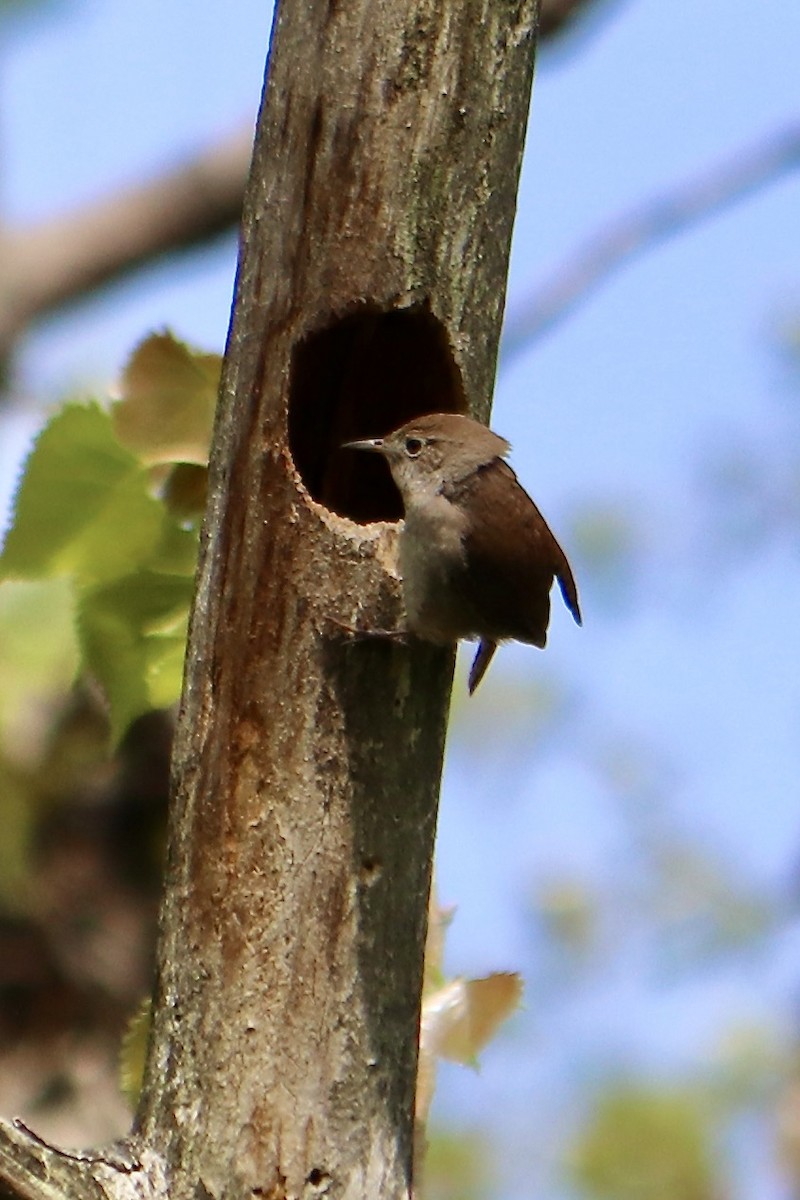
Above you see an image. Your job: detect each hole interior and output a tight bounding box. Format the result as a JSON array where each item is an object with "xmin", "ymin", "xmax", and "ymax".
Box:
[{"xmin": 288, "ymin": 305, "xmax": 465, "ymax": 523}]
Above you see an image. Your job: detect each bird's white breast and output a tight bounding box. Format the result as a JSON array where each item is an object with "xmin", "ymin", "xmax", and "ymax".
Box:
[{"xmin": 398, "ymin": 495, "xmax": 470, "ymax": 643}]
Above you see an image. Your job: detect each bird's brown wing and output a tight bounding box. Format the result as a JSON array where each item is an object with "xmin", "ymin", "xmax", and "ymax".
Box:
[{"xmin": 446, "ymin": 460, "xmax": 581, "ymax": 646}]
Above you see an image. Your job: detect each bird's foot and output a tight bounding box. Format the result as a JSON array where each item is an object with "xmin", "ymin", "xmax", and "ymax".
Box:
[{"xmin": 326, "ymin": 616, "xmax": 409, "ymax": 643}]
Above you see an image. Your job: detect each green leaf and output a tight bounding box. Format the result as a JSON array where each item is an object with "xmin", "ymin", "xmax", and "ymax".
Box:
[
  {"xmin": 0, "ymin": 578, "xmax": 81, "ymax": 903},
  {"xmin": 79, "ymin": 571, "xmax": 195, "ymax": 741},
  {"xmin": 0, "ymin": 402, "xmax": 164, "ymax": 584},
  {"xmin": 148, "ymin": 516, "xmax": 200, "ymax": 577},
  {"xmin": 145, "ymin": 626, "xmax": 189, "ymax": 711},
  {"xmin": 0, "ymin": 370, "xmax": 204, "ymax": 741},
  {"xmin": 0, "ymin": 577, "xmax": 79, "ymax": 750},
  {"xmin": 112, "ymin": 332, "xmax": 220, "ymax": 466}
]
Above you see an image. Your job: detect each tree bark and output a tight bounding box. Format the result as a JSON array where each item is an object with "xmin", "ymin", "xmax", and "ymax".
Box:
[{"xmin": 0, "ymin": 0, "xmax": 540, "ymax": 1198}]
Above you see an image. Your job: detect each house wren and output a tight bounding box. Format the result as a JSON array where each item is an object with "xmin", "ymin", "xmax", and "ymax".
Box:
[{"xmin": 345, "ymin": 412, "xmax": 582, "ymax": 693}]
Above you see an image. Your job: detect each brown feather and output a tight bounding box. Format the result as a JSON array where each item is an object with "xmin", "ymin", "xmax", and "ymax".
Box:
[{"xmin": 445, "ymin": 459, "xmax": 581, "ymax": 647}]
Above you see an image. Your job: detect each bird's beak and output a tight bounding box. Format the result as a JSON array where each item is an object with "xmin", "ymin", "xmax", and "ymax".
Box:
[{"xmin": 342, "ymin": 437, "xmax": 385, "ymax": 454}]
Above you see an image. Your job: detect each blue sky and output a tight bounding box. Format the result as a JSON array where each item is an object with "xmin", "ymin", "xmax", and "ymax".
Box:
[{"xmin": 3, "ymin": 1, "xmax": 800, "ymax": 1196}]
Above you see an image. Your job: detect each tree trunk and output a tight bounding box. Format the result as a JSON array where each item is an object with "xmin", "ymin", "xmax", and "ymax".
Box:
[{"xmin": 0, "ymin": 1, "xmax": 540, "ymax": 1198}]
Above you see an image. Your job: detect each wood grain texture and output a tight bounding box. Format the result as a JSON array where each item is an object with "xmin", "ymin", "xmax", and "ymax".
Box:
[
  {"xmin": 0, "ymin": 3, "xmax": 542, "ymax": 1200},
  {"xmin": 139, "ymin": 2, "xmax": 541, "ymax": 1197}
]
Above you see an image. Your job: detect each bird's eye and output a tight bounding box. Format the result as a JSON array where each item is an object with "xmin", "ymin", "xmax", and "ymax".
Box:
[{"xmin": 404, "ymin": 437, "xmax": 424, "ymax": 458}]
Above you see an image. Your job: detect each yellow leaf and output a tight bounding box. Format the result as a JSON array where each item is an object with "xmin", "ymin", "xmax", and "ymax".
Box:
[
  {"xmin": 119, "ymin": 996, "xmax": 152, "ymax": 1108},
  {"xmin": 420, "ymin": 972, "xmax": 523, "ymax": 1064},
  {"xmin": 112, "ymin": 332, "xmax": 221, "ymax": 466}
]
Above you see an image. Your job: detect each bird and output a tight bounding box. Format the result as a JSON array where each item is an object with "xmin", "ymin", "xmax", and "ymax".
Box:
[{"xmin": 345, "ymin": 412, "xmax": 582, "ymax": 693}]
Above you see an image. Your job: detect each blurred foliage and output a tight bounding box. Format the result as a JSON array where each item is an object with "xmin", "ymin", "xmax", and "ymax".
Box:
[
  {"xmin": 0, "ymin": 758, "xmax": 35, "ymax": 912},
  {"xmin": 422, "ymin": 1127, "xmax": 493, "ymax": 1200},
  {"xmin": 0, "ymin": 332, "xmax": 216, "ymax": 743},
  {"xmin": 708, "ymin": 1023, "xmax": 789, "ymax": 1112},
  {"xmin": 569, "ymin": 1082, "xmax": 722, "ymax": 1200},
  {"xmin": 0, "ymin": 331, "xmax": 212, "ymax": 969},
  {"xmin": 645, "ymin": 841, "xmax": 779, "ymax": 972},
  {"xmin": 0, "ymin": 577, "xmax": 80, "ymax": 911},
  {"xmin": 112, "ymin": 333, "xmax": 218, "ymax": 468},
  {"xmin": 0, "ymin": 576, "xmax": 78, "ymax": 761},
  {"xmin": 119, "ymin": 996, "xmax": 151, "ymax": 1109},
  {"xmin": 533, "ymin": 874, "xmax": 599, "ymax": 960}
]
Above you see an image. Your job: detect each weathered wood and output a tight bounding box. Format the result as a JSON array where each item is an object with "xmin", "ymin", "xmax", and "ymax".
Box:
[
  {"xmin": 0, "ymin": 3, "xmax": 540, "ymax": 1200},
  {"xmin": 135, "ymin": 2, "xmax": 541, "ymax": 1199},
  {"xmin": 0, "ymin": 1119, "xmax": 146, "ymax": 1200}
]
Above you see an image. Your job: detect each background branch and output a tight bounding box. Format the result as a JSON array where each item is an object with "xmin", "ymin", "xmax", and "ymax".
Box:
[
  {"xmin": 0, "ymin": 0, "xmax": 610, "ymax": 366},
  {"xmin": 501, "ymin": 123, "xmax": 800, "ymax": 362},
  {"xmin": 0, "ymin": 129, "xmax": 252, "ymax": 358}
]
